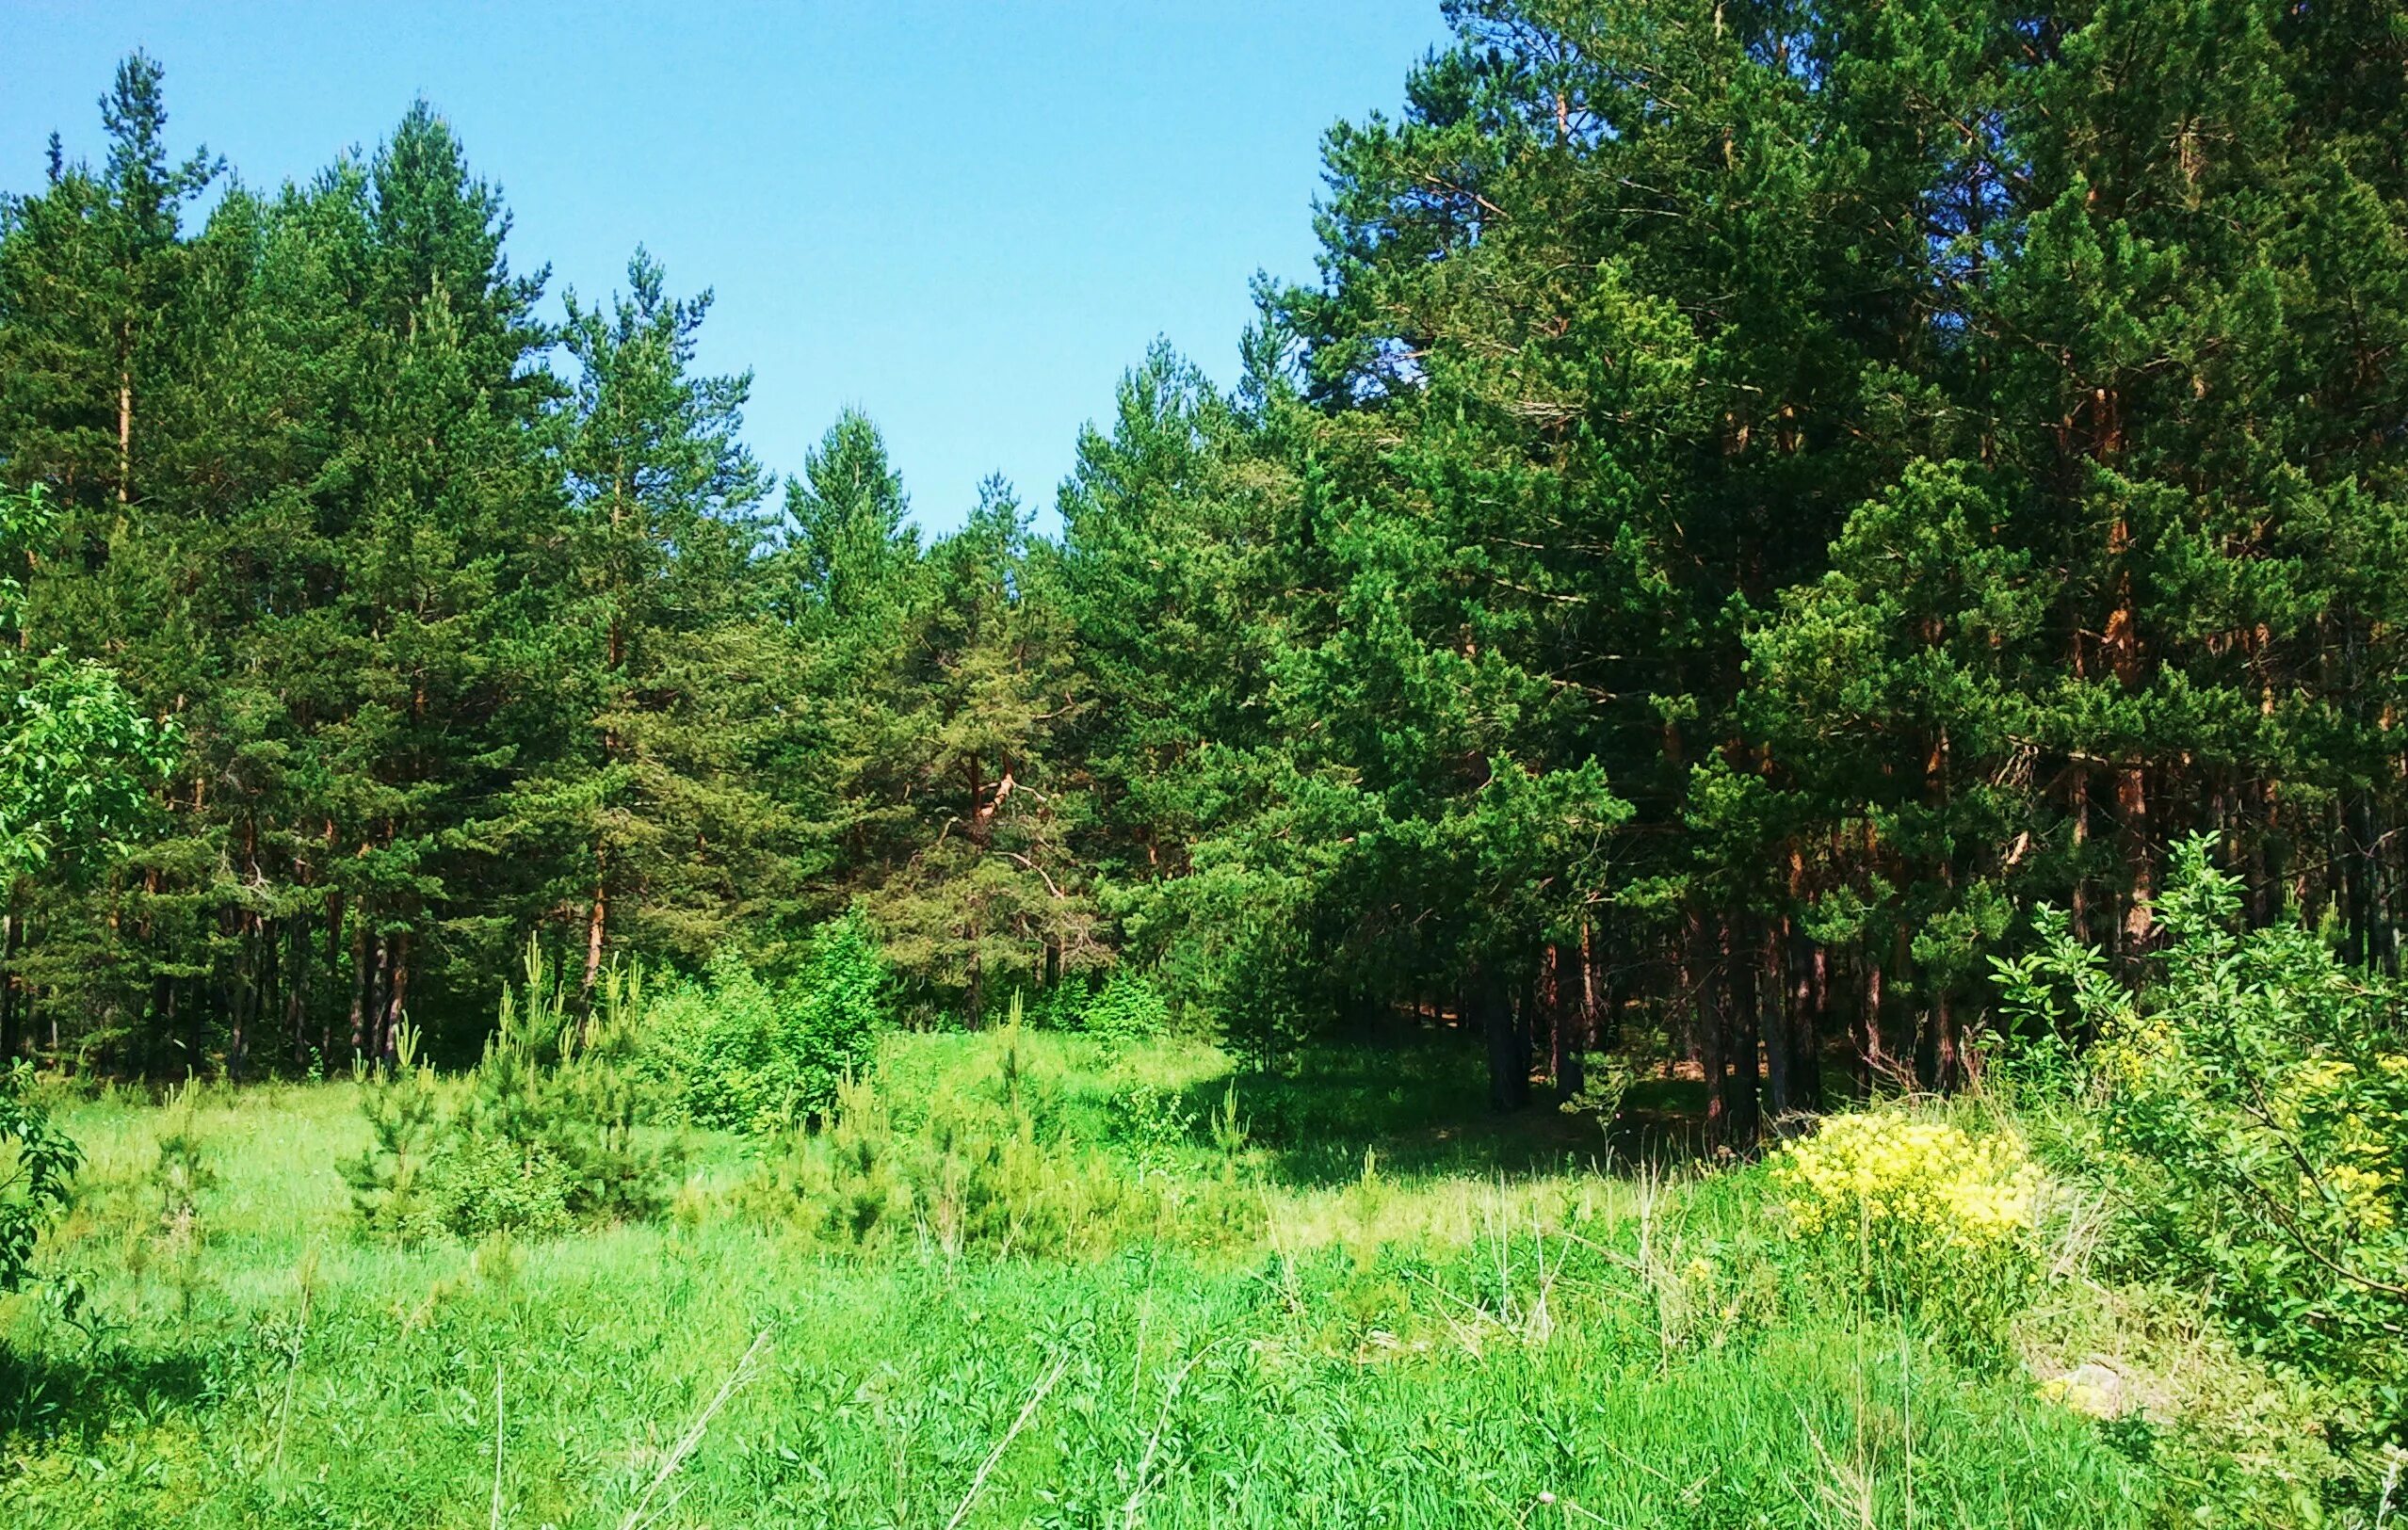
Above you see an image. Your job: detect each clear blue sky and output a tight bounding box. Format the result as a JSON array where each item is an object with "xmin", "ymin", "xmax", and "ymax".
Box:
[{"xmin": 3, "ymin": 2, "xmax": 1448, "ymax": 531}]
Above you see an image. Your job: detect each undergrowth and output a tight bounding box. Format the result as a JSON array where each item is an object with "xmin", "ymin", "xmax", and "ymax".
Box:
[{"xmin": 1, "ymin": 1001, "xmax": 2391, "ymax": 1526}]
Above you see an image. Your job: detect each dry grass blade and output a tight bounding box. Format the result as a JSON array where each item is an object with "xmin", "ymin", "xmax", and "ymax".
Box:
[
  {"xmin": 945, "ymin": 1353, "xmax": 1071, "ymax": 1530},
  {"xmin": 1121, "ymin": 1340, "xmax": 1232, "ymax": 1530},
  {"xmin": 270, "ymin": 1242, "xmax": 318, "ymax": 1477},
  {"xmin": 616, "ymin": 1329, "xmax": 773, "ymax": 1530},
  {"xmin": 491, "ymin": 1360, "xmax": 506, "ymax": 1530}
]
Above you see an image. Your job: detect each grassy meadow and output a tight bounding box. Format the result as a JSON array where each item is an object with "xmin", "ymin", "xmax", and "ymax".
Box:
[{"xmin": 0, "ymin": 1025, "xmax": 2337, "ymax": 1529}]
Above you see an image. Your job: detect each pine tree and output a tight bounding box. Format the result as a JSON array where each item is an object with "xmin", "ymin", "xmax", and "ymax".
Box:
[
  {"xmin": 865, "ymin": 481, "xmax": 1088, "ymax": 1026},
  {"xmin": 1058, "ymin": 344, "xmax": 1283, "ymax": 949},
  {"xmin": 519, "ymin": 249, "xmax": 784, "ymax": 986}
]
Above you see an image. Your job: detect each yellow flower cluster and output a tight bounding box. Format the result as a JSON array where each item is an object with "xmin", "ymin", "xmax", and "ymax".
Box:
[
  {"xmin": 2320, "ymin": 1163, "xmax": 2396, "ymax": 1233},
  {"xmin": 2093, "ymin": 1013, "xmax": 2181, "ymax": 1094},
  {"xmin": 1771, "ymin": 1110, "xmax": 2041, "ymax": 1256}
]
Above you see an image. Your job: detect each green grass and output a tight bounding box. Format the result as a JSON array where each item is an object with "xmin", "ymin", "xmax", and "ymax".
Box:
[{"xmin": 0, "ymin": 1030, "xmax": 2252, "ymax": 1527}]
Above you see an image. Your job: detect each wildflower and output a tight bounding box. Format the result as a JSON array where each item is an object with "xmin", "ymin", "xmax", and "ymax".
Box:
[{"xmin": 1770, "ymin": 1109, "xmax": 2040, "ymax": 1257}]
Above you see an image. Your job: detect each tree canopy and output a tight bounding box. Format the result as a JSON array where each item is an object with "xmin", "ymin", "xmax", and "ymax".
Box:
[{"xmin": 3, "ymin": 8, "xmax": 2404, "ymax": 1145}]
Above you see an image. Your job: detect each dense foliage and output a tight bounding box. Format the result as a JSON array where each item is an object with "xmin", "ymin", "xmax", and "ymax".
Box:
[
  {"xmin": 2003, "ymin": 835, "xmax": 2408, "ymax": 1445},
  {"xmin": 0, "ymin": 1061, "xmax": 79, "ymax": 1292},
  {"xmin": 3, "ymin": 7, "xmax": 2405, "ymax": 1138},
  {"xmin": 11, "ymin": 8, "xmax": 2408, "ymax": 1519},
  {"xmin": 13, "ymin": 1036, "xmax": 2203, "ymax": 1529},
  {"xmin": 649, "ymin": 912, "xmax": 886, "ymax": 1132}
]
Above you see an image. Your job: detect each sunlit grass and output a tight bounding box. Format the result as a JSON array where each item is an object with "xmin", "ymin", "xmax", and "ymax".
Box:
[{"xmin": 0, "ymin": 1032, "xmax": 2202, "ymax": 1527}]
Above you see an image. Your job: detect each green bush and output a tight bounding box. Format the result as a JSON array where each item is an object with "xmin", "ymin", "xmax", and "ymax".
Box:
[
  {"xmin": 1027, "ymin": 977, "xmax": 1089, "ymax": 1032},
  {"xmin": 0, "ymin": 1059, "xmax": 80, "ymax": 1293},
  {"xmin": 1768, "ymin": 1106, "xmax": 2042, "ymax": 1352},
  {"xmin": 1111, "ymin": 1079, "xmax": 1199, "ymax": 1181},
  {"xmin": 647, "ymin": 911, "xmax": 887, "ymax": 1133},
  {"xmin": 645, "ymin": 954, "xmax": 796, "ymax": 1133},
  {"xmin": 1081, "ymin": 969, "xmax": 1168, "ymax": 1048},
  {"xmin": 418, "ymin": 1135, "xmax": 574, "ymax": 1240},
  {"xmin": 1998, "ymin": 834, "xmax": 2408, "ymax": 1465},
  {"xmin": 746, "ymin": 1074, "xmax": 1149, "ymax": 1260}
]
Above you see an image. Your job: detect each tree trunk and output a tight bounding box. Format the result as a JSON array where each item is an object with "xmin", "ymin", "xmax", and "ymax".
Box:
[
  {"xmin": 1692, "ymin": 910, "xmax": 1726, "ymax": 1146},
  {"xmin": 117, "ymin": 328, "xmax": 134, "ymax": 507},
  {"xmin": 1790, "ymin": 924, "xmax": 1825, "ymax": 1111},
  {"xmin": 1760, "ymin": 918, "xmax": 1792, "ymax": 1125},
  {"xmin": 1724, "ymin": 918, "xmax": 1761, "ymax": 1151},
  {"xmin": 287, "ymin": 912, "xmax": 311, "ymax": 1072},
  {"xmin": 1890, "ymin": 923, "xmax": 1917, "ymax": 1090},
  {"xmin": 0, "ymin": 905, "xmax": 20, "ymax": 1062},
  {"xmin": 347, "ymin": 912, "xmax": 371, "ymax": 1065},
  {"xmin": 381, "ymin": 930, "xmax": 410, "ymax": 1068},
  {"xmin": 1479, "ymin": 963, "xmax": 1528, "ymax": 1112},
  {"xmin": 1551, "ymin": 939, "xmax": 1586, "ymax": 1099},
  {"xmin": 2119, "ymin": 761, "xmax": 2154, "ymax": 960},
  {"xmin": 964, "ymin": 933, "xmax": 984, "ymax": 1031},
  {"xmin": 2346, "ymin": 789, "xmax": 2377, "ymax": 970},
  {"xmin": 584, "ymin": 858, "xmax": 608, "ymax": 998},
  {"xmin": 1859, "ymin": 947, "xmax": 1886, "ymax": 1092}
]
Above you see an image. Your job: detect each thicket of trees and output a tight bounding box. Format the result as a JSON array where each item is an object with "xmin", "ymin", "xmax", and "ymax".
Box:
[{"xmin": 6, "ymin": 1, "xmax": 2404, "ymax": 1145}]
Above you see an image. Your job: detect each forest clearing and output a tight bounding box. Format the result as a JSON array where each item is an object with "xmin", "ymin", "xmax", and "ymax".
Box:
[{"xmin": 6, "ymin": 2, "xmax": 2408, "ymax": 1523}]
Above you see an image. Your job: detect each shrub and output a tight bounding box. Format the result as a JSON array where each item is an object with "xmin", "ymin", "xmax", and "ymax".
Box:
[
  {"xmin": 646, "ymin": 954, "xmax": 797, "ymax": 1133},
  {"xmin": 1770, "ymin": 1106, "xmax": 2042, "ymax": 1342},
  {"xmin": 0, "ymin": 1059, "xmax": 80, "ymax": 1293},
  {"xmin": 1997, "ymin": 834, "xmax": 2408, "ymax": 1458},
  {"xmin": 648, "ymin": 912, "xmax": 886, "ymax": 1133},
  {"xmin": 1772, "ymin": 1111, "xmax": 2041, "ymax": 1254},
  {"xmin": 747, "ymin": 1075, "xmax": 1148, "ymax": 1261},
  {"xmin": 1027, "ymin": 976, "xmax": 1089, "ymax": 1031},
  {"xmin": 793, "ymin": 910, "xmax": 887, "ymax": 1107},
  {"xmin": 455, "ymin": 960, "xmax": 672, "ymax": 1228},
  {"xmin": 1083, "ymin": 970, "xmax": 1169, "ymax": 1048},
  {"xmin": 346, "ymin": 945, "xmax": 677, "ymax": 1240},
  {"xmin": 418, "ymin": 1136, "xmax": 574, "ymax": 1240},
  {"xmin": 1112, "ymin": 1079, "xmax": 1199, "ymax": 1181}
]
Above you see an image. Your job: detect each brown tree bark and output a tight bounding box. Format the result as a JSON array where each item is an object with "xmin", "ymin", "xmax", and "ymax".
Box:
[
  {"xmin": 1479, "ymin": 962, "xmax": 1528, "ymax": 1112},
  {"xmin": 1760, "ymin": 918, "xmax": 1792, "ymax": 1125},
  {"xmin": 1724, "ymin": 918, "xmax": 1761, "ymax": 1150}
]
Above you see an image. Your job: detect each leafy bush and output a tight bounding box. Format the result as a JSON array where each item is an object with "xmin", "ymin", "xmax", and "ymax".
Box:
[
  {"xmin": 0, "ymin": 1060, "xmax": 80, "ymax": 1293},
  {"xmin": 1112, "ymin": 1079, "xmax": 1199, "ymax": 1180},
  {"xmin": 647, "ymin": 912, "xmax": 886, "ymax": 1133},
  {"xmin": 646, "ymin": 954, "xmax": 798, "ymax": 1134},
  {"xmin": 417, "ymin": 1135, "xmax": 574, "ymax": 1240},
  {"xmin": 1997, "ymin": 834, "xmax": 2408, "ymax": 1457},
  {"xmin": 1027, "ymin": 977, "xmax": 1089, "ymax": 1031},
  {"xmin": 1772, "ymin": 1111, "xmax": 2041, "ymax": 1254},
  {"xmin": 746, "ymin": 1075, "xmax": 1147, "ymax": 1260},
  {"xmin": 1082, "ymin": 969, "xmax": 1169, "ymax": 1048}
]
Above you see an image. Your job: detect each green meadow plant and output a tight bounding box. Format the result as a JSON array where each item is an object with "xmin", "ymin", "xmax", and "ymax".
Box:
[
  {"xmin": 0, "ymin": 1059, "xmax": 79, "ymax": 1293},
  {"xmin": 346, "ymin": 944, "xmax": 677, "ymax": 1240},
  {"xmin": 1769, "ymin": 1107, "xmax": 2043, "ymax": 1353},
  {"xmin": 748, "ymin": 1073, "xmax": 1151, "ymax": 1262},
  {"xmin": 1082, "ymin": 970, "xmax": 1169, "ymax": 1050}
]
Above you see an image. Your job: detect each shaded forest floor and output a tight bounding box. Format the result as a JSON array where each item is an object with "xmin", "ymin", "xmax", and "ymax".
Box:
[{"xmin": 0, "ymin": 1029, "xmax": 2331, "ymax": 1527}]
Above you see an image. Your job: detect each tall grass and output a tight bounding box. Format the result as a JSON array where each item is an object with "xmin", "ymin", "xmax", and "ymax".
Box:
[{"xmin": 0, "ymin": 1031, "xmax": 2287, "ymax": 1527}]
